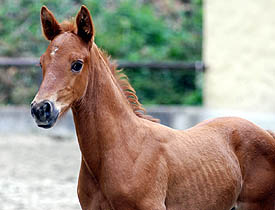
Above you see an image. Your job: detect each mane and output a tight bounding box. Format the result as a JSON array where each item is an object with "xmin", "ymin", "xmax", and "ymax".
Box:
[{"xmin": 60, "ymin": 19, "xmax": 159, "ymax": 123}]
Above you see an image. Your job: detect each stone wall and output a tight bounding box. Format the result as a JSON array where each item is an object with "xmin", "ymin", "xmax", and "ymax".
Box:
[
  {"xmin": 1, "ymin": 106, "xmax": 274, "ymax": 137},
  {"xmin": 204, "ymin": 0, "xmax": 275, "ymax": 112}
]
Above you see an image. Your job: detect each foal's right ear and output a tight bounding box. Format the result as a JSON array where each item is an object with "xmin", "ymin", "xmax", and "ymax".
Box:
[{"xmin": 40, "ymin": 6, "xmax": 62, "ymax": 41}]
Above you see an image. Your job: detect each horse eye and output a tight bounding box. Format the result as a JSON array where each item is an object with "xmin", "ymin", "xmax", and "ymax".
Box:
[
  {"xmin": 39, "ymin": 62, "xmax": 42, "ymax": 68},
  {"xmin": 71, "ymin": 60, "xmax": 83, "ymax": 72}
]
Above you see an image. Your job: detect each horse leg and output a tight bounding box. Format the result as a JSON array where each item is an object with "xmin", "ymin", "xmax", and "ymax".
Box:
[
  {"xmin": 237, "ymin": 198, "xmax": 275, "ymax": 210},
  {"xmin": 230, "ymin": 125, "xmax": 275, "ymax": 210},
  {"xmin": 236, "ymin": 151, "xmax": 275, "ymax": 210},
  {"xmin": 77, "ymin": 157, "xmax": 112, "ymax": 210}
]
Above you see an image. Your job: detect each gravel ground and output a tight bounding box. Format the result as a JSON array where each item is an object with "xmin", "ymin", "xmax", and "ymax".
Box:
[{"xmin": 0, "ymin": 134, "xmax": 81, "ymax": 210}]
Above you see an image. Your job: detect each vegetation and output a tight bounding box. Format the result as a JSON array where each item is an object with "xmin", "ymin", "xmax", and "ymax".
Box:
[{"xmin": 0, "ymin": 0, "xmax": 202, "ymax": 105}]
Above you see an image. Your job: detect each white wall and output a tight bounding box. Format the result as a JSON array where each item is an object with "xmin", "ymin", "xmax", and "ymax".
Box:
[{"xmin": 204, "ymin": 0, "xmax": 275, "ymax": 113}]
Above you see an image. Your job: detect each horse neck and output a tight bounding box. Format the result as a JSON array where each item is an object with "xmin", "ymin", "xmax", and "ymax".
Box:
[{"xmin": 72, "ymin": 44, "xmax": 140, "ymax": 173}]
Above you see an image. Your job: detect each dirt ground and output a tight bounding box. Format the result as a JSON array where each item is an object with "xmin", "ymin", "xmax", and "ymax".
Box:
[{"xmin": 0, "ymin": 134, "xmax": 81, "ymax": 210}]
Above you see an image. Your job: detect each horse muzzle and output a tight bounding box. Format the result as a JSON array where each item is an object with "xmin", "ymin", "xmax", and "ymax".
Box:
[{"xmin": 31, "ymin": 100, "xmax": 59, "ymax": 129}]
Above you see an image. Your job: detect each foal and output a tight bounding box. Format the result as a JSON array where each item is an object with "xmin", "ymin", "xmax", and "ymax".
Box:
[{"xmin": 31, "ymin": 5, "xmax": 275, "ymax": 210}]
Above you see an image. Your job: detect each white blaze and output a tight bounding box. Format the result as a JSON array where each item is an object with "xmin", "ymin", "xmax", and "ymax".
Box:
[{"xmin": 50, "ymin": 47, "xmax": 59, "ymax": 56}]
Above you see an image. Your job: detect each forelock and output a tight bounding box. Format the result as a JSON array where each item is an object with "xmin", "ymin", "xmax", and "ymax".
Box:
[{"xmin": 60, "ymin": 18, "xmax": 77, "ymax": 33}]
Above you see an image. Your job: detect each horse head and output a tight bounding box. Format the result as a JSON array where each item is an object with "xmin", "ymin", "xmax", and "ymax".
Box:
[{"xmin": 31, "ymin": 6, "xmax": 94, "ymax": 128}]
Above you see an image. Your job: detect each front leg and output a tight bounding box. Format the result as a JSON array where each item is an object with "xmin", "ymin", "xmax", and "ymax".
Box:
[
  {"xmin": 78, "ymin": 157, "xmax": 112, "ymax": 210},
  {"xmin": 133, "ymin": 151, "xmax": 168, "ymax": 210},
  {"xmin": 108, "ymin": 152, "xmax": 168, "ymax": 210}
]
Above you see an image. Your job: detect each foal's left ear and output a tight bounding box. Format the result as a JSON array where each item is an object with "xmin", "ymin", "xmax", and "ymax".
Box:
[{"xmin": 76, "ymin": 5, "xmax": 95, "ymax": 43}]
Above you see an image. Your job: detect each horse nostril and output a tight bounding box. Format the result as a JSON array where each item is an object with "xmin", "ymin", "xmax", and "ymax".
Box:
[
  {"xmin": 31, "ymin": 100, "xmax": 53, "ymax": 122},
  {"xmin": 39, "ymin": 101, "xmax": 52, "ymax": 121},
  {"xmin": 44, "ymin": 101, "xmax": 52, "ymax": 113},
  {"xmin": 31, "ymin": 100, "xmax": 59, "ymax": 128}
]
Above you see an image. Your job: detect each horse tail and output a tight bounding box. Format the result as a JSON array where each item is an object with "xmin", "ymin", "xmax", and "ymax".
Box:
[{"xmin": 267, "ymin": 130, "xmax": 275, "ymax": 139}]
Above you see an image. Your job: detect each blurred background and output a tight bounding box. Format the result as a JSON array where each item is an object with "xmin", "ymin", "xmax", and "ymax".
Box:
[{"xmin": 0, "ymin": 0, "xmax": 274, "ymax": 209}]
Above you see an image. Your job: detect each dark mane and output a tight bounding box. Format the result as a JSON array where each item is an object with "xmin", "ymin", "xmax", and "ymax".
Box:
[{"xmin": 60, "ymin": 19, "xmax": 159, "ymax": 123}]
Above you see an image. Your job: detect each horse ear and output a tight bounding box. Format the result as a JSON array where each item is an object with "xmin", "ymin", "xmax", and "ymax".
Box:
[
  {"xmin": 76, "ymin": 5, "xmax": 95, "ymax": 43},
  {"xmin": 40, "ymin": 6, "xmax": 62, "ymax": 41}
]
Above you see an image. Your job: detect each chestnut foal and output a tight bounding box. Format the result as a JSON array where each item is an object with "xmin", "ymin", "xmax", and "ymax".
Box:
[{"xmin": 31, "ymin": 5, "xmax": 275, "ymax": 210}]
